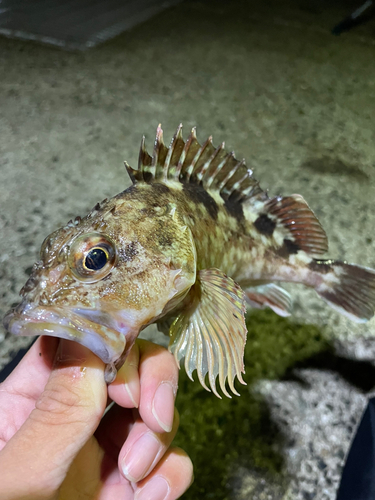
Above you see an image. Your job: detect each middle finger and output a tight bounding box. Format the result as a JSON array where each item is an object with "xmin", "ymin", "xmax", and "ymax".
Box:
[{"xmin": 119, "ymin": 407, "xmax": 179, "ymax": 483}]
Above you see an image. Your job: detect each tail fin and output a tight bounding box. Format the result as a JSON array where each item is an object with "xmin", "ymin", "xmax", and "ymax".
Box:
[{"xmin": 314, "ymin": 260, "xmax": 375, "ymax": 322}]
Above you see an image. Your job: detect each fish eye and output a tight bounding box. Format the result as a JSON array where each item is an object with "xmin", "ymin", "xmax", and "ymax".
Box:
[
  {"xmin": 68, "ymin": 232, "xmax": 117, "ymax": 283},
  {"xmin": 84, "ymin": 248, "xmax": 108, "ymax": 271}
]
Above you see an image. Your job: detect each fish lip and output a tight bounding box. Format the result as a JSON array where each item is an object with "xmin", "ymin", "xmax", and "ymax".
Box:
[
  {"xmin": 71, "ymin": 308, "xmax": 116, "ymax": 332},
  {"xmin": 3, "ymin": 303, "xmax": 126, "ymax": 365}
]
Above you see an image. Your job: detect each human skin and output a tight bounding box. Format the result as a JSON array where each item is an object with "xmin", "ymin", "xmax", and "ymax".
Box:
[{"xmin": 0, "ymin": 336, "xmax": 193, "ymax": 500}]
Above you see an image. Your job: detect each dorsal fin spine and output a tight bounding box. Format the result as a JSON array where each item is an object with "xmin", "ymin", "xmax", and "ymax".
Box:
[
  {"xmin": 242, "ymin": 180, "xmax": 263, "ymax": 200},
  {"xmin": 138, "ymin": 135, "xmax": 146, "ymax": 182},
  {"xmin": 138, "ymin": 135, "xmax": 154, "ymax": 182},
  {"xmin": 232, "ymin": 166, "xmax": 252, "ymax": 201},
  {"xmin": 188, "ymin": 136, "xmax": 213, "ymax": 182},
  {"xmin": 180, "ymin": 128, "xmax": 198, "ymax": 181},
  {"xmin": 184, "ymin": 137, "xmax": 205, "ymax": 181},
  {"xmin": 206, "ymin": 151, "xmax": 231, "ymax": 190},
  {"xmin": 164, "ymin": 123, "xmax": 183, "ymax": 180},
  {"xmin": 203, "ymin": 142, "xmax": 225, "ymax": 188},
  {"xmin": 132, "ymin": 125, "xmax": 265, "ymax": 204},
  {"xmin": 176, "ymin": 128, "xmax": 195, "ymax": 179},
  {"xmin": 151, "ymin": 124, "xmax": 163, "ymax": 180},
  {"xmin": 124, "ymin": 161, "xmax": 137, "ymax": 184},
  {"xmin": 225, "ymin": 161, "xmax": 248, "ymax": 197},
  {"xmin": 216, "ymin": 152, "xmax": 237, "ymax": 192}
]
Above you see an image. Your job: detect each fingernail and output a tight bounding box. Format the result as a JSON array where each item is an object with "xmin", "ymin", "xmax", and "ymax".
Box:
[
  {"xmin": 152, "ymin": 382, "xmax": 175, "ymax": 432},
  {"xmin": 122, "ymin": 433, "xmax": 160, "ymax": 482},
  {"xmin": 55, "ymin": 339, "xmax": 88, "ymax": 364},
  {"xmin": 135, "ymin": 476, "xmax": 170, "ymax": 500}
]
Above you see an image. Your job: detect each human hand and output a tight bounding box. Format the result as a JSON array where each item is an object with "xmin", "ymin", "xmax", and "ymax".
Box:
[{"xmin": 0, "ymin": 336, "xmax": 193, "ymax": 500}]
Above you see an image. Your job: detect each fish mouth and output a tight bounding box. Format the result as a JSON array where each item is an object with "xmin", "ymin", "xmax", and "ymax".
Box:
[{"xmin": 3, "ymin": 301, "xmax": 126, "ymax": 365}]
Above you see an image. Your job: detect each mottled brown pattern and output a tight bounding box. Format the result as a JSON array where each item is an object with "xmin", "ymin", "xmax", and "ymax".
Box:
[
  {"xmin": 118, "ymin": 242, "xmax": 138, "ymax": 262},
  {"xmin": 275, "ymin": 239, "xmax": 300, "ymax": 259},
  {"xmin": 13, "ymin": 175, "xmax": 327, "ymax": 326},
  {"xmin": 254, "ymin": 213, "xmax": 276, "ymax": 236},
  {"xmin": 223, "ymin": 197, "xmax": 245, "ymax": 225},
  {"xmin": 182, "ymin": 183, "xmax": 219, "ymax": 221}
]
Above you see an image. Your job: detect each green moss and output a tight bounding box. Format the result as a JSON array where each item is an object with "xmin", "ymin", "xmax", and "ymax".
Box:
[{"xmin": 174, "ymin": 309, "xmax": 330, "ymax": 499}]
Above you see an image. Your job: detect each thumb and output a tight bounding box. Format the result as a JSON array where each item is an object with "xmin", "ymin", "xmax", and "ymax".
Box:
[{"xmin": 0, "ymin": 339, "xmax": 107, "ymax": 500}]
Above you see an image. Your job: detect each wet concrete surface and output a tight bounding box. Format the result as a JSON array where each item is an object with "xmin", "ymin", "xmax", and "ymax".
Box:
[{"xmin": 1, "ymin": 0, "xmax": 375, "ymax": 498}]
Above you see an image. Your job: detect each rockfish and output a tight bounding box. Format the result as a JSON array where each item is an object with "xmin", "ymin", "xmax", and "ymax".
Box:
[{"xmin": 4, "ymin": 125, "xmax": 375, "ymax": 397}]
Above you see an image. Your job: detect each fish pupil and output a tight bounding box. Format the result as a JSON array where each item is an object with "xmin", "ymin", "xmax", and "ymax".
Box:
[{"xmin": 85, "ymin": 248, "xmax": 107, "ymax": 270}]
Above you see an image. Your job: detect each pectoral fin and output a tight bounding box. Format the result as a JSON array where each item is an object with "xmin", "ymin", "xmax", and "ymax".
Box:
[{"xmin": 168, "ymin": 268, "xmax": 247, "ymax": 398}]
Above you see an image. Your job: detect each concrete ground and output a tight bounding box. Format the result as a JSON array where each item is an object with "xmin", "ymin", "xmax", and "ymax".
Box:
[{"xmin": 1, "ymin": 0, "xmax": 375, "ymax": 498}]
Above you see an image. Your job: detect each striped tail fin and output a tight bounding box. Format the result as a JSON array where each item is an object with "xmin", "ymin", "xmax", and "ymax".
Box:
[{"xmin": 312, "ymin": 260, "xmax": 375, "ymax": 322}]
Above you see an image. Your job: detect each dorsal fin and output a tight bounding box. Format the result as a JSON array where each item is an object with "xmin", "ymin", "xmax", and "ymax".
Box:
[{"xmin": 124, "ymin": 124, "xmax": 265, "ymax": 202}]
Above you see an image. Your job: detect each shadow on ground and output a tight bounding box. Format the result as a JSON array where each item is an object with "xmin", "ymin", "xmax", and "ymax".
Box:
[
  {"xmin": 282, "ymin": 350, "xmax": 375, "ymax": 393},
  {"xmin": 174, "ymin": 309, "xmax": 375, "ymax": 500},
  {"xmin": 301, "ymin": 157, "xmax": 369, "ymax": 182}
]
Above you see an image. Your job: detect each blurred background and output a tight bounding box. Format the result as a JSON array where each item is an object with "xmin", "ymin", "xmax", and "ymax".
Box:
[{"xmin": 1, "ymin": 0, "xmax": 375, "ymax": 498}]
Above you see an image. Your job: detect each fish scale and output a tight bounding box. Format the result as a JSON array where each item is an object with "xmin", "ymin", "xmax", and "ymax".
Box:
[{"xmin": 3, "ymin": 125, "xmax": 375, "ymax": 397}]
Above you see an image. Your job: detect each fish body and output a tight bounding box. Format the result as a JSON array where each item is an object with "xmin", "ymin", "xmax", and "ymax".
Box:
[{"xmin": 4, "ymin": 125, "xmax": 375, "ymax": 396}]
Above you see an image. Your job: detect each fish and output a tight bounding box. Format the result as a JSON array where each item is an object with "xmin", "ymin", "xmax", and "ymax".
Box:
[{"xmin": 3, "ymin": 125, "xmax": 375, "ymax": 397}]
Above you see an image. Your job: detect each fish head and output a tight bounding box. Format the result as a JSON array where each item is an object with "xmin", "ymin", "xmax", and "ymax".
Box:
[{"xmin": 3, "ymin": 194, "xmax": 197, "ymax": 373}]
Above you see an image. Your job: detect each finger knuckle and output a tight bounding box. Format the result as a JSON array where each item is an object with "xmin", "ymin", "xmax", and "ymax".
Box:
[{"xmin": 33, "ymin": 380, "xmax": 86, "ymax": 424}]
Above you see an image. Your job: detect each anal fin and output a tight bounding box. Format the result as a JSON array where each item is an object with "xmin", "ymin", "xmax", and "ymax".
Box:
[
  {"xmin": 244, "ymin": 283, "xmax": 292, "ymax": 317},
  {"xmin": 168, "ymin": 268, "xmax": 247, "ymax": 398}
]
